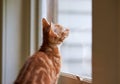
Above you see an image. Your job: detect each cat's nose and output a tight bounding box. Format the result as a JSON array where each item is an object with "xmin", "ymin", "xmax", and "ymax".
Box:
[
  {"xmin": 63, "ymin": 28, "xmax": 69, "ymax": 32},
  {"xmin": 66, "ymin": 28, "xmax": 69, "ymax": 31},
  {"xmin": 65, "ymin": 29, "xmax": 70, "ymax": 33}
]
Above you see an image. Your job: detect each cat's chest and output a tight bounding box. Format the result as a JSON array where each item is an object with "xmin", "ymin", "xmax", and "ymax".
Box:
[
  {"xmin": 46, "ymin": 53, "xmax": 61, "ymax": 74},
  {"xmin": 37, "ymin": 51, "xmax": 61, "ymax": 70},
  {"xmin": 49, "ymin": 54, "xmax": 61, "ymax": 67}
]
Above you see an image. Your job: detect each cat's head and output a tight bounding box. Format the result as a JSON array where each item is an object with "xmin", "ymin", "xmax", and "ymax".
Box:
[{"xmin": 42, "ymin": 18, "xmax": 69, "ymax": 45}]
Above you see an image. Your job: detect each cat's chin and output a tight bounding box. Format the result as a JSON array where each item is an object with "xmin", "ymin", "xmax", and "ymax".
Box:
[
  {"xmin": 51, "ymin": 43, "xmax": 62, "ymax": 46},
  {"xmin": 57, "ymin": 44, "xmax": 61, "ymax": 51},
  {"xmin": 56, "ymin": 42, "xmax": 63, "ymax": 45}
]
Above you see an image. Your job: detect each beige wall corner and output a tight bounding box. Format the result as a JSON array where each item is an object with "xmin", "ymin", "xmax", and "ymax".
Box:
[
  {"xmin": 93, "ymin": 0, "xmax": 119, "ymax": 84},
  {"xmin": 118, "ymin": 0, "xmax": 120, "ymax": 83}
]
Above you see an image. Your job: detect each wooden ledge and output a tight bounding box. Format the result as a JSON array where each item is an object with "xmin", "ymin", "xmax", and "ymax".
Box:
[{"xmin": 58, "ymin": 72, "xmax": 92, "ymax": 84}]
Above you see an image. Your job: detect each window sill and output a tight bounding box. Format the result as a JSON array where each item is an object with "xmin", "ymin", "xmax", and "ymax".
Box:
[{"xmin": 58, "ymin": 72, "xmax": 92, "ymax": 84}]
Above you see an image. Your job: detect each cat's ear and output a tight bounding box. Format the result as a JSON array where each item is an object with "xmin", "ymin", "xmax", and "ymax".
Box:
[
  {"xmin": 42, "ymin": 18, "xmax": 50, "ymax": 30},
  {"xmin": 50, "ymin": 22, "xmax": 54, "ymax": 30}
]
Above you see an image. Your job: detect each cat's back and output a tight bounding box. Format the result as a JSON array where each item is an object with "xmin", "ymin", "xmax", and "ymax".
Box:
[{"xmin": 14, "ymin": 51, "xmax": 53, "ymax": 84}]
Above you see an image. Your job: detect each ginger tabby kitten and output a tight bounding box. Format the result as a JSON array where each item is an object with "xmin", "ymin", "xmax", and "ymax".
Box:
[{"xmin": 14, "ymin": 18, "xmax": 69, "ymax": 84}]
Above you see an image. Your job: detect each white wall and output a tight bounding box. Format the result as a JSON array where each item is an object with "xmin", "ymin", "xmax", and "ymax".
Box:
[
  {"xmin": 2, "ymin": 0, "xmax": 42, "ymax": 83},
  {"xmin": 2, "ymin": 0, "xmax": 30, "ymax": 84},
  {"xmin": 0, "ymin": 0, "xmax": 3, "ymax": 84}
]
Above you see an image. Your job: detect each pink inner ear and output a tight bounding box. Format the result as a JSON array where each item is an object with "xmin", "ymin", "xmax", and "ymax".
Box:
[{"xmin": 50, "ymin": 22, "xmax": 55, "ymax": 30}]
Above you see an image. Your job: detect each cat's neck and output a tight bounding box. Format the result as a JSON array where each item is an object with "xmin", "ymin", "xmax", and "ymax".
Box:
[{"xmin": 39, "ymin": 43, "xmax": 61, "ymax": 56}]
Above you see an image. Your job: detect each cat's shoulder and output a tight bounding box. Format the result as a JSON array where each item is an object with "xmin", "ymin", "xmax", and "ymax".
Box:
[
  {"xmin": 24, "ymin": 51, "xmax": 48, "ymax": 66},
  {"xmin": 33, "ymin": 51, "xmax": 48, "ymax": 57},
  {"xmin": 28, "ymin": 51, "xmax": 48, "ymax": 61}
]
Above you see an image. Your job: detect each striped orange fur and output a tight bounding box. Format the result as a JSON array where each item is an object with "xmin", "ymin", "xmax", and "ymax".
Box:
[{"xmin": 14, "ymin": 18, "xmax": 69, "ymax": 84}]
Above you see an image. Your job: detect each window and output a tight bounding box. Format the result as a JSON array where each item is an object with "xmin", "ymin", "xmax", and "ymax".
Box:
[
  {"xmin": 41, "ymin": 0, "xmax": 92, "ymax": 78},
  {"xmin": 58, "ymin": 0, "xmax": 92, "ymax": 78},
  {"xmin": 1, "ymin": 0, "xmax": 92, "ymax": 83}
]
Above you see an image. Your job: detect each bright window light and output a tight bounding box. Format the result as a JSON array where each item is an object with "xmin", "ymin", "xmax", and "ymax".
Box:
[
  {"xmin": 41, "ymin": 0, "xmax": 92, "ymax": 79},
  {"xmin": 58, "ymin": 0, "xmax": 92, "ymax": 78}
]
